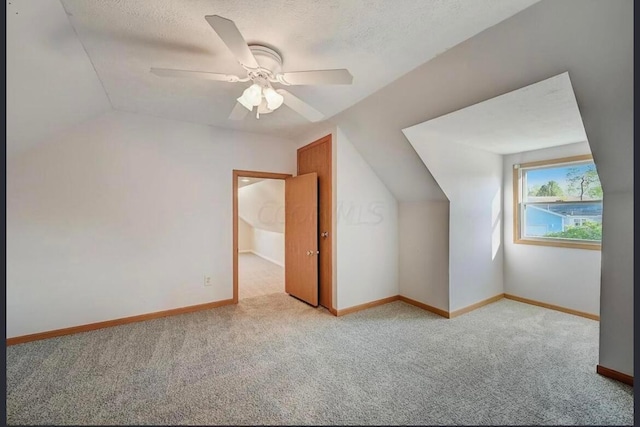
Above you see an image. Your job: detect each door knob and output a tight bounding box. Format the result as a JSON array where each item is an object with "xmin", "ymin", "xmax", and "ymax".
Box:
[{"xmin": 321, "ymin": 231, "xmax": 329, "ymax": 238}]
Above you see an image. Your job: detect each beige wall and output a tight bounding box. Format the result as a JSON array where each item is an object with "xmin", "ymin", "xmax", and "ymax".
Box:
[{"xmin": 238, "ymin": 218, "xmax": 254, "ymax": 252}]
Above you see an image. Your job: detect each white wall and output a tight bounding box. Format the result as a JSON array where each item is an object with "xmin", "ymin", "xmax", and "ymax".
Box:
[
  {"xmin": 6, "ymin": 110, "xmax": 296, "ymax": 338},
  {"xmin": 330, "ymin": 0, "xmax": 633, "ymax": 375},
  {"xmin": 237, "ymin": 180, "xmax": 285, "ymax": 267},
  {"xmin": 335, "ymin": 128, "xmax": 398, "ymax": 309},
  {"xmin": 503, "ymin": 142, "xmax": 601, "ymax": 315},
  {"xmin": 599, "ymin": 191, "xmax": 633, "ymax": 376},
  {"xmin": 252, "ymin": 229, "xmax": 285, "ymax": 267},
  {"xmin": 398, "ymin": 201, "xmax": 449, "ymax": 311},
  {"xmin": 238, "ymin": 218, "xmax": 284, "ymax": 266},
  {"xmin": 405, "ymin": 133, "xmax": 504, "ymax": 312},
  {"xmin": 238, "ymin": 218, "xmax": 254, "ymax": 252}
]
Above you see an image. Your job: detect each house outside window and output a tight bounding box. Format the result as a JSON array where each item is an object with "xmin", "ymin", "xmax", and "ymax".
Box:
[{"xmin": 513, "ymin": 154, "xmax": 602, "ymax": 250}]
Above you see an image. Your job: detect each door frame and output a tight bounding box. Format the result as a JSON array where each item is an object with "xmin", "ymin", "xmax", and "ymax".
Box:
[{"xmin": 232, "ymin": 169, "xmax": 292, "ymax": 303}]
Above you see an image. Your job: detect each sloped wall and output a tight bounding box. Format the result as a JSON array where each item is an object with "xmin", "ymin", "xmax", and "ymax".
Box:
[
  {"xmin": 335, "ymin": 129, "xmax": 398, "ymax": 309},
  {"xmin": 328, "ymin": 0, "xmax": 632, "ymax": 376},
  {"xmin": 238, "ymin": 180, "xmax": 285, "ymax": 266},
  {"xmin": 238, "ymin": 180, "xmax": 285, "ymax": 233},
  {"xmin": 404, "ymin": 134, "xmax": 504, "ymax": 312},
  {"xmin": 292, "ymin": 126, "xmax": 400, "ymax": 310}
]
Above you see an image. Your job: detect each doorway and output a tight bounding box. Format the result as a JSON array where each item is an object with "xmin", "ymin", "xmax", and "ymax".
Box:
[
  {"xmin": 233, "ymin": 170, "xmax": 290, "ymax": 303},
  {"xmin": 232, "ymin": 161, "xmax": 331, "ymax": 310}
]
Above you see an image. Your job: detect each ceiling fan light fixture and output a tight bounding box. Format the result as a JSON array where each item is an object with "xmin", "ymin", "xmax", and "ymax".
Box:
[
  {"xmin": 263, "ymin": 87, "xmax": 284, "ymax": 110},
  {"xmin": 236, "ymin": 95, "xmax": 254, "ymax": 111},
  {"xmin": 237, "ymin": 83, "xmax": 263, "ymax": 110},
  {"xmin": 257, "ymin": 99, "xmax": 274, "ymax": 114}
]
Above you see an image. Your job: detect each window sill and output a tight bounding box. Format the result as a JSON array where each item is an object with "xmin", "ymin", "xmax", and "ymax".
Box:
[{"xmin": 514, "ymin": 237, "xmax": 601, "ymax": 251}]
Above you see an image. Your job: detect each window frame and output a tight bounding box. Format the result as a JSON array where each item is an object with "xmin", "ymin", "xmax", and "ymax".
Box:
[{"xmin": 513, "ymin": 154, "xmax": 602, "ymax": 251}]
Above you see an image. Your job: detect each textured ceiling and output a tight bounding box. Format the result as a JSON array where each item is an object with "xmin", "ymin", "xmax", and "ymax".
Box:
[
  {"xmin": 6, "ymin": 0, "xmax": 111, "ymax": 155},
  {"xmin": 329, "ymin": 0, "xmax": 632, "ymax": 201},
  {"xmin": 59, "ymin": 0, "xmax": 539, "ymax": 138},
  {"xmin": 402, "ymin": 72, "xmax": 587, "ymax": 155}
]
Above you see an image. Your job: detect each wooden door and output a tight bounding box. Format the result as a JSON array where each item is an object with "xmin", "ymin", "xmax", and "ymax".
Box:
[
  {"xmin": 285, "ymin": 172, "xmax": 318, "ymax": 306},
  {"xmin": 297, "ymin": 135, "xmax": 332, "ymax": 310}
]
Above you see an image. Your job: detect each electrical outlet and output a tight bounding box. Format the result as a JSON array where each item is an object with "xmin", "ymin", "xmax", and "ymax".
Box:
[{"xmin": 204, "ymin": 276, "xmax": 212, "ymax": 287}]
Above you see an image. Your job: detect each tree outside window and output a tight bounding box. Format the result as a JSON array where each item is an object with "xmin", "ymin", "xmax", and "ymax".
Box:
[{"xmin": 515, "ymin": 155, "xmax": 603, "ymax": 249}]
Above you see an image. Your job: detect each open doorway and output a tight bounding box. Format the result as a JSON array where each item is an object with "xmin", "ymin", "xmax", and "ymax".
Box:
[{"xmin": 232, "ymin": 170, "xmax": 291, "ymax": 303}]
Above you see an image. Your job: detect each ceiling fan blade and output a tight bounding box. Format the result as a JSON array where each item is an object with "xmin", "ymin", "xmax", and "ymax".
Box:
[
  {"xmin": 277, "ymin": 69, "xmax": 353, "ymax": 85},
  {"xmin": 150, "ymin": 68, "xmax": 242, "ymax": 82},
  {"xmin": 277, "ymin": 89, "xmax": 324, "ymax": 122},
  {"xmin": 229, "ymin": 102, "xmax": 250, "ymax": 120},
  {"xmin": 205, "ymin": 15, "xmax": 259, "ymax": 69}
]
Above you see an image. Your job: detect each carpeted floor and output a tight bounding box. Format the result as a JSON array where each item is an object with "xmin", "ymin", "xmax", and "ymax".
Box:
[
  {"xmin": 238, "ymin": 253, "xmax": 284, "ymax": 300},
  {"xmin": 6, "ymin": 295, "xmax": 633, "ymax": 425}
]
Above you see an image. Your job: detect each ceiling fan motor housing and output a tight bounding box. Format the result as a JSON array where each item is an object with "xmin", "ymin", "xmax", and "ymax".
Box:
[{"xmin": 248, "ymin": 45, "xmax": 283, "ymax": 77}]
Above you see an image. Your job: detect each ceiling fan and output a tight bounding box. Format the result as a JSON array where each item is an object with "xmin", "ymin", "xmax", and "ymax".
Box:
[{"xmin": 150, "ymin": 15, "xmax": 353, "ymax": 122}]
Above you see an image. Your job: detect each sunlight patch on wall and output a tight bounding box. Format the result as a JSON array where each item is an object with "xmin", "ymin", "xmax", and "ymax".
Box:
[{"xmin": 491, "ymin": 188, "xmax": 502, "ymax": 260}]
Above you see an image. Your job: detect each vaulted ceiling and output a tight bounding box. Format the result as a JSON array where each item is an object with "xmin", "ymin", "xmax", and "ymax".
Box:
[
  {"xmin": 7, "ymin": 1, "xmax": 631, "ymax": 202},
  {"xmin": 402, "ymin": 72, "xmax": 587, "ymax": 155},
  {"xmin": 57, "ymin": 0, "xmax": 539, "ymax": 138},
  {"xmin": 329, "ymin": 0, "xmax": 633, "ymax": 200},
  {"xmin": 7, "ymin": 0, "xmax": 111, "ymax": 155}
]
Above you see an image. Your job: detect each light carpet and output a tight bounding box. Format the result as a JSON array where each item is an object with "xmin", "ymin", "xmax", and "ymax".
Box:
[
  {"xmin": 6, "ymin": 295, "xmax": 633, "ymax": 425},
  {"xmin": 238, "ymin": 253, "xmax": 284, "ymax": 300}
]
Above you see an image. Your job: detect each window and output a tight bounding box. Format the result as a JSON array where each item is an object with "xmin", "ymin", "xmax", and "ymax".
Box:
[{"xmin": 513, "ymin": 154, "xmax": 602, "ymax": 250}]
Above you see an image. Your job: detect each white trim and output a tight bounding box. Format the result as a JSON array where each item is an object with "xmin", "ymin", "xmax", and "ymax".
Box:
[
  {"xmin": 240, "ymin": 250, "xmax": 284, "ymax": 267},
  {"xmin": 238, "ymin": 249, "xmax": 252, "ymax": 253},
  {"xmin": 526, "ymin": 204, "xmax": 566, "ymax": 218}
]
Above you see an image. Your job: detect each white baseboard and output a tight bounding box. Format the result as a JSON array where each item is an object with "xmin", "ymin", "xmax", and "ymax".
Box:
[{"xmin": 245, "ymin": 250, "xmax": 284, "ymax": 267}]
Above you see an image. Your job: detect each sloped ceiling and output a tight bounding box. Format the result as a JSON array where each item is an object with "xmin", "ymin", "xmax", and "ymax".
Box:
[
  {"xmin": 6, "ymin": 0, "xmax": 111, "ymax": 155},
  {"xmin": 402, "ymin": 72, "xmax": 588, "ymax": 155},
  {"xmin": 238, "ymin": 179, "xmax": 284, "ymax": 233},
  {"xmin": 238, "ymin": 177, "xmax": 264, "ymax": 189},
  {"xmin": 58, "ymin": 0, "xmax": 539, "ymax": 138},
  {"xmin": 331, "ymin": 0, "xmax": 632, "ymax": 201}
]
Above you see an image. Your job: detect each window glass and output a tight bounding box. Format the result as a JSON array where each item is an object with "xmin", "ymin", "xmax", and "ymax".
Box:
[{"xmin": 516, "ymin": 158, "xmax": 602, "ymax": 247}]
